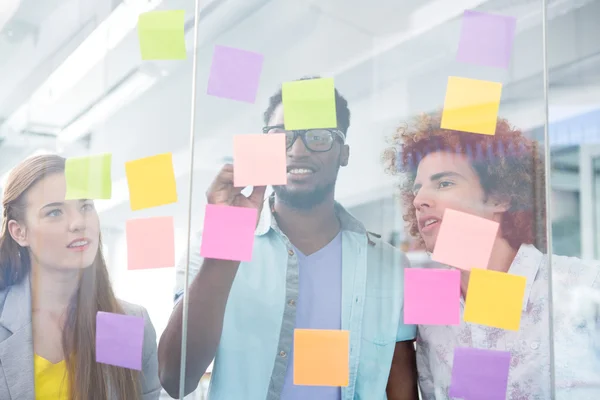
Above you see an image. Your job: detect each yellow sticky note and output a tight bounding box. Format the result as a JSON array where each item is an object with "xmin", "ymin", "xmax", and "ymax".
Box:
[
  {"xmin": 441, "ymin": 76, "xmax": 502, "ymax": 135},
  {"xmin": 282, "ymin": 78, "xmax": 337, "ymax": 130},
  {"xmin": 464, "ymin": 268, "xmax": 526, "ymax": 331},
  {"xmin": 137, "ymin": 10, "xmax": 186, "ymax": 60},
  {"xmin": 65, "ymin": 153, "xmax": 112, "ymax": 200},
  {"xmin": 294, "ymin": 329, "xmax": 349, "ymax": 387},
  {"xmin": 125, "ymin": 153, "xmax": 177, "ymax": 211}
]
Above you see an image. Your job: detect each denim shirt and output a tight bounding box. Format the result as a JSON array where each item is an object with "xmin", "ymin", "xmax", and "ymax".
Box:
[{"xmin": 174, "ymin": 198, "xmax": 416, "ymax": 399}]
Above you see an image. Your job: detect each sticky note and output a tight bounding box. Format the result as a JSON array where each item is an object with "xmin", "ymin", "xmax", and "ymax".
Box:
[
  {"xmin": 294, "ymin": 329, "xmax": 349, "ymax": 387},
  {"xmin": 125, "ymin": 153, "xmax": 178, "ymax": 211},
  {"xmin": 464, "ymin": 268, "xmax": 526, "ymax": 330},
  {"xmin": 200, "ymin": 204, "xmax": 257, "ymax": 261},
  {"xmin": 449, "ymin": 348, "xmax": 511, "ymax": 400},
  {"xmin": 96, "ymin": 312, "xmax": 144, "ymax": 370},
  {"xmin": 65, "ymin": 153, "xmax": 112, "ymax": 200},
  {"xmin": 440, "ymin": 76, "xmax": 503, "ymax": 135},
  {"xmin": 233, "ymin": 134, "xmax": 286, "ymax": 187},
  {"xmin": 126, "ymin": 216, "xmax": 175, "ymax": 270},
  {"xmin": 404, "ymin": 268, "xmax": 460, "ymax": 325},
  {"xmin": 457, "ymin": 10, "xmax": 517, "ymax": 69},
  {"xmin": 282, "ymin": 78, "xmax": 337, "ymax": 130},
  {"xmin": 207, "ymin": 45, "xmax": 264, "ymax": 103},
  {"xmin": 432, "ymin": 208, "xmax": 499, "ymax": 270},
  {"xmin": 137, "ymin": 10, "xmax": 186, "ymax": 60}
]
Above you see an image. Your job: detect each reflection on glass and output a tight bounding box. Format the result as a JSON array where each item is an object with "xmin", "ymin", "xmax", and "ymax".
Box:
[{"xmin": 593, "ymin": 154, "xmax": 600, "ymax": 260}]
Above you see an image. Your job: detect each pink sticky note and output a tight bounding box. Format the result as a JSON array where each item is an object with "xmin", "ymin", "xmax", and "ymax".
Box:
[
  {"xmin": 126, "ymin": 216, "xmax": 175, "ymax": 270},
  {"xmin": 200, "ymin": 204, "xmax": 258, "ymax": 261},
  {"xmin": 404, "ymin": 268, "xmax": 460, "ymax": 325},
  {"xmin": 233, "ymin": 134, "xmax": 287, "ymax": 187},
  {"xmin": 432, "ymin": 209, "xmax": 499, "ymax": 270}
]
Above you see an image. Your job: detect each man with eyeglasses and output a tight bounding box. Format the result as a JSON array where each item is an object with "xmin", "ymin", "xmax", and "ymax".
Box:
[{"xmin": 158, "ymin": 77, "xmax": 418, "ymax": 400}]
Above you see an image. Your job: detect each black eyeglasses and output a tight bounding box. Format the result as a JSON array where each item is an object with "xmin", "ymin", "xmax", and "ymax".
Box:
[{"xmin": 262, "ymin": 125, "xmax": 346, "ymax": 152}]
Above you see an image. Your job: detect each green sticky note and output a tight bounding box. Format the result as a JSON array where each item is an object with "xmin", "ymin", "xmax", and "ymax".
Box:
[
  {"xmin": 65, "ymin": 153, "xmax": 112, "ymax": 200},
  {"xmin": 282, "ymin": 78, "xmax": 337, "ymax": 130},
  {"xmin": 137, "ymin": 10, "xmax": 186, "ymax": 60}
]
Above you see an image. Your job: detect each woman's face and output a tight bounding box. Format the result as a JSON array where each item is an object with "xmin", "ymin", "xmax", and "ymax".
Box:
[{"xmin": 9, "ymin": 172, "xmax": 100, "ymax": 271}]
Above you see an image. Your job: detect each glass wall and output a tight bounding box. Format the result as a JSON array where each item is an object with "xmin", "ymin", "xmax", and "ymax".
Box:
[
  {"xmin": 0, "ymin": 0, "xmax": 196, "ymax": 399},
  {"xmin": 0, "ymin": 0, "xmax": 599, "ymax": 399}
]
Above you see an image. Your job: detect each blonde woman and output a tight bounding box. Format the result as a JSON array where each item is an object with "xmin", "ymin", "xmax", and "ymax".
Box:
[{"xmin": 0, "ymin": 155, "xmax": 161, "ymax": 400}]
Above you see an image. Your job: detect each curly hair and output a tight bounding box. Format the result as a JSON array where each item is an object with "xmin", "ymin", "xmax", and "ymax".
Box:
[{"xmin": 382, "ymin": 112, "xmax": 547, "ymax": 250}]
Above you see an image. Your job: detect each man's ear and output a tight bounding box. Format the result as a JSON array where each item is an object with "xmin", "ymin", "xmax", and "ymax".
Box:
[
  {"xmin": 7, "ymin": 220, "xmax": 28, "ymax": 247},
  {"xmin": 340, "ymin": 144, "xmax": 350, "ymax": 167}
]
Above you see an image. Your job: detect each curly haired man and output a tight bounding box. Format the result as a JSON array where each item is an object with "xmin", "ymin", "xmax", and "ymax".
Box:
[{"xmin": 385, "ymin": 112, "xmax": 600, "ymax": 399}]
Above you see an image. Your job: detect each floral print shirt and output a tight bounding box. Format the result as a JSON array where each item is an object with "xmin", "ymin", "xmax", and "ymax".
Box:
[{"xmin": 417, "ymin": 244, "xmax": 600, "ymax": 400}]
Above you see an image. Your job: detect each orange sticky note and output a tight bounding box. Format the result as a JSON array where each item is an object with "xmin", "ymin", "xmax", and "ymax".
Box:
[
  {"xmin": 126, "ymin": 216, "xmax": 175, "ymax": 270},
  {"xmin": 125, "ymin": 153, "xmax": 178, "ymax": 211},
  {"xmin": 294, "ymin": 329, "xmax": 349, "ymax": 387},
  {"xmin": 464, "ymin": 268, "xmax": 526, "ymax": 331},
  {"xmin": 233, "ymin": 134, "xmax": 287, "ymax": 187},
  {"xmin": 432, "ymin": 209, "xmax": 499, "ymax": 270}
]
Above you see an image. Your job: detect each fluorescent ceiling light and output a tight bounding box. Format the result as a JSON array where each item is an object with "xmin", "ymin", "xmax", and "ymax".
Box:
[
  {"xmin": 1, "ymin": 0, "xmax": 163, "ymax": 136},
  {"xmin": 0, "ymin": 0, "xmax": 21, "ymax": 33},
  {"xmin": 57, "ymin": 70, "xmax": 157, "ymax": 143},
  {"xmin": 32, "ymin": 0, "xmax": 163, "ymax": 105},
  {"xmin": 2, "ymin": 103, "xmax": 28, "ymax": 134}
]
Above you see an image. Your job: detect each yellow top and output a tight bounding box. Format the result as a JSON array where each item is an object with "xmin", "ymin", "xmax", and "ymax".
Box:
[{"xmin": 34, "ymin": 354, "xmax": 69, "ymax": 400}]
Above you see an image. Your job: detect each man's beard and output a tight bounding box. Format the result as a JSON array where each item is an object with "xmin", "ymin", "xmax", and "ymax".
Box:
[{"xmin": 273, "ymin": 182, "xmax": 335, "ymax": 210}]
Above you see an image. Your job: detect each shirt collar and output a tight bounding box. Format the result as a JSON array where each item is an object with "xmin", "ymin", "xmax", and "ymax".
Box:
[
  {"xmin": 507, "ymin": 243, "xmax": 543, "ymax": 311},
  {"xmin": 254, "ymin": 194, "xmax": 366, "ymax": 236}
]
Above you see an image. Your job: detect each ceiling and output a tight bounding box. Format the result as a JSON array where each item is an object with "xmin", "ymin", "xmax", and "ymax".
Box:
[{"xmin": 1, "ymin": 0, "xmax": 599, "ymax": 231}]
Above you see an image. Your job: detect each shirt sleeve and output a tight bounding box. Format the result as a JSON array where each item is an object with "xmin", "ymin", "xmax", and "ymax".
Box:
[
  {"xmin": 396, "ymin": 250, "xmax": 417, "ymax": 342},
  {"xmin": 174, "ymin": 231, "xmax": 204, "ymax": 305}
]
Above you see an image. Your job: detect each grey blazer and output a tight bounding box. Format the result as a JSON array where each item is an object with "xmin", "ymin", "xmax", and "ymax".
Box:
[{"xmin": 0, "ymin": 275, "xmax": 162, "ymax": 400}]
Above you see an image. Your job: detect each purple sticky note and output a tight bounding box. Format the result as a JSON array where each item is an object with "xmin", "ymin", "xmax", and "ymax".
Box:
[
  {"xmin": 404, "ymin": 268, "xmax": 460, "ymax": 325},
  {"xmin": 207, "ymin": 45, "xmax": 264, "ymax": 103},
  {"xmin": 200, "ymin": 204, "xmax": 258, "ymax": 261},
  {"xmin": 449, "ymin": 348, "xmax": 511, "ymax": 400},
  {"xmin": 96, "ymin": 312, "xmax": 145, "ymax": 370},
  {"xmin": 457, "ymin": 10, "xmax": 517, "ymax": 69}
]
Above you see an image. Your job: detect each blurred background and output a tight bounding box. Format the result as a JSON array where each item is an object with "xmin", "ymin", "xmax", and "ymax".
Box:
[{"xmin": 1, "ymin": 0, "xmax": 599, "ymax": 398}]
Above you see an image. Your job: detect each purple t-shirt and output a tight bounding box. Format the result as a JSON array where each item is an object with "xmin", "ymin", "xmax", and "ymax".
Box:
[{"xmin": 280, "ymin": 231, "xmax": 343, "ymax": 400}]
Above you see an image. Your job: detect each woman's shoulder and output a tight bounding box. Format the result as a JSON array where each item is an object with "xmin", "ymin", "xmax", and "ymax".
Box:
[
  {"xmin": 0, "ymin": 286, "xmax": 9, "ymax": 307},
  {"xmin": 117, "ymin": 299, "xmax": 149, "ymax": 319}
]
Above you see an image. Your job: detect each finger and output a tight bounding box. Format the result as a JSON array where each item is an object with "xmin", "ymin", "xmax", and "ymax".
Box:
[
  {"xmin": 220, "ymin": 163, "xmax": 234, "ymax": 172},
  {"xmin": 230, "ymin": 185, "xmax": 244, "ymax": 196},
  {"xmin": 215, "ymin": 170, "xmax": 234, "ymax": 184}
]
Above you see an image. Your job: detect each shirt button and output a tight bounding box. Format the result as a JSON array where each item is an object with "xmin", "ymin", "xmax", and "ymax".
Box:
[
  {"xmin": 288, "ymin": 299, "xmax": 296, "ymax": 306},
  {"xmin": 288, "ymin": 249, "xmax": 294, "ymax": 256},
  {"xmin": 531, "ymin": 342, "xmax": 539, "ymax": 350},
  {"xmin": 279, "ymin": 351, "xmax": 287, "ymax": 358}
]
